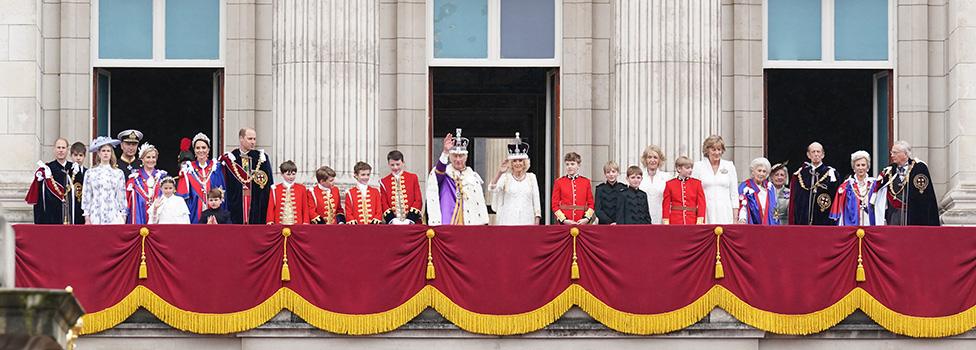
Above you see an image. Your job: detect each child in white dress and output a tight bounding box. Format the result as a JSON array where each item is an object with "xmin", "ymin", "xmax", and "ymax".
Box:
[{"xmin": 152, "ymin": 177, "xmax": 191, "ymax": 224}]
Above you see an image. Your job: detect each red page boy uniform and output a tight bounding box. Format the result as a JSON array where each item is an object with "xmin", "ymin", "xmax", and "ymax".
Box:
[
  {"xmin": 345, "ymin": 183, "xmax": 384, "ymax": 225},
  {"xmin": 662, "ymin": 176, "xmax": 707, "ymax": 225},
  {"xmin": 266, "ymin": 181, "xmax": 313, "ymax": 225},
  {"xmin": 551, "ymin": 175, "xmax": 595, "ymax": 224},
  {"xmin": 380, "ymin": 171, "xmax": 423, "ymax": 224},
  {"xmin": 310, "ymin": 184, "xmax": 345, "ymax": 224}
]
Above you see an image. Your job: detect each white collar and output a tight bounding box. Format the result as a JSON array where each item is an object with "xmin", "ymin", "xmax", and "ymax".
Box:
[
  {"xmin": 391, "ymin": 171, "xmax": 403, "ymax": 178},
  {"xmin": 356, "ymin": 182, "xmax": 368, "ymax": 192},
  {"xmin": 282, "ymin": 181, "xmax": 294, "ymax": 189},
  {"xmin": 317, "ymin": 183, "xmax": 331, "ymax": 191}
]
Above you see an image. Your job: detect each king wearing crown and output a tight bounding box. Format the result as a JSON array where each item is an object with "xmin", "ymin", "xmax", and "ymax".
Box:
[{"xmin": 425, "ymin": 129, "xmax": 489, "ymax": 225}]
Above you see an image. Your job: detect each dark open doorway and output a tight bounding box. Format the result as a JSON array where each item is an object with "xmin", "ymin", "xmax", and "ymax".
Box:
[
  {"xmin": 430, "ymin": 67, "xmax": 558, "ymax": 224},
  {"xmin": 93, "ymin": 68, "xmax": 223, "ymax": 174},
  {"xmin": 766, "ymin": 69, "xmax": 892, "ymax": 180}
]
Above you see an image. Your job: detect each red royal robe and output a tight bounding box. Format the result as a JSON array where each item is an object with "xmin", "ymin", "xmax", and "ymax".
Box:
[
  {"xmin": 309, "ymin": 185, "xmax": 345, "ymax": 224},
  {"xmin": 379, "ymin": 171, "xmax": 424, "ymax": 224},
  {"xmin": 345, "ymin": 185, "xmax": 384, "ymax": 225},
  {"xmin": 266, "ymin": 182, "xmax": 313, "ymax": 225}
]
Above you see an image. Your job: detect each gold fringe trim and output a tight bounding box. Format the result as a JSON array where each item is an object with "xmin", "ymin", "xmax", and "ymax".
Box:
[
  {"xmin": 79, "ymin": 285, "xmax": 976, "ymax": 337},
  {"xmin": 575, "ymin": 285, "xmax": 714, "ymax": 334},
  {"xmin": 81, "ymin": 285, "xmax": 430, "ymax": 335},
  {"xmin": 430, "ymin": 285, "xmax": 575, "ymax": 335}
]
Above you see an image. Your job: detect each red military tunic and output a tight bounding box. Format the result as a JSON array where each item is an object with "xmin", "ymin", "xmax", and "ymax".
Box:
[
  {"xmin": 379, "ymin": 171, "xmax": 423, "ymax": 224},
  {"xmin": 345, "ymin": 185, "xmax": 384, "ymax": 225},
  {"xmin": 551, "ymin": 175, "xmax": 595, "ymax": 223},
  {"xmin": 266, "ymin": 182, "xmax": 313, "ymax": 225},
  {"xmin": 309, "ymin": 184, "xmax": 345, "ymax": 224},
  {"xmin": 662, "ymin": 177, "xmax": 707, "ymax": 225}
]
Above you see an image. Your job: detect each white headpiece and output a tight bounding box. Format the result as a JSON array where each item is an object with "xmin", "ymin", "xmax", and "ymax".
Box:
[
  {"xmin": 192, "ymin": 132, "xmax": 211, "ymax": 146},
  {"xmin": 88, "ymin": 136, "xmax": 121, "ymax": 152},
  {"xmin": 138, "ymin": 143, "xmax": 158, "ymax": 159}
]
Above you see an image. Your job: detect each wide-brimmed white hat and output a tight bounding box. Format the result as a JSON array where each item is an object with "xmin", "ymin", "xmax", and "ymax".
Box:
[{"xmin": 89, "ymin": 136, "xmax": 121, "ymax": 152}]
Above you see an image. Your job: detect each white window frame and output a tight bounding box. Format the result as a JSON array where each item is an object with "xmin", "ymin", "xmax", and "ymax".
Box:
[
  {"xmin": 762, "ymin": 0, "xmax": 895, "ymax": 69},
  {"xmin": 427, "ymin": 0, "xmax": 561, "ymax": 67},
  {"xmin": 92, "ymin": 0, "xmax": 226, "ymax": 68}
]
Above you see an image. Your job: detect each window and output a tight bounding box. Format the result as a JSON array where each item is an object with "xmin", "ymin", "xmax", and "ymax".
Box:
[
  {"xmin": 94, "ymin": 0, "xmax": 224, "ymax": 66},
  {"xmin": 764, "ymin": 0, "xmax": 892, "ymax": 68},
  {"xmin": 429, "ymin": 0, "xmax": 560, "ymax": 66}
]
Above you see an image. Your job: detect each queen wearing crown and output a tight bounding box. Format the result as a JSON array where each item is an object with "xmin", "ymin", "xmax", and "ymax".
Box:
[
  {"xmin": 426, "ymin": 129, "xmax": 489, "ymax": 225},
  {"xmin": 488, "ymin": 132, "xmax": 542, "ymax": 225}
]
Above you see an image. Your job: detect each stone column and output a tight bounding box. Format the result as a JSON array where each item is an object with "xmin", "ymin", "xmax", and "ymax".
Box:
[
  {"xmin": 612, "ymin": 0, "xmax": 722, "ymax": 169},
  {"xmin": 272, "ymin": 0, "xmax": 379, "ymax": 182},
  {"xmin": 941, "ymin": 1, "xmax": 976, "ymax": 225}
]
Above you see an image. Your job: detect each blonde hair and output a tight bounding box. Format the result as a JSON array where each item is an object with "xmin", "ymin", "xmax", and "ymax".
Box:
[
  {"xmin": 640, "ymin": 145, "xmax": 667, "ymax": 167},
  {"xmin": 603, "ymin": 161, "xmax": 620, "ymax": 173},
  {"xmin": 675, "ymin": 156, "xmax": 693, "ymax": 169},
  {"xmin": 701, "ymin": 135, "xmax": 726, "ymax": 156}
]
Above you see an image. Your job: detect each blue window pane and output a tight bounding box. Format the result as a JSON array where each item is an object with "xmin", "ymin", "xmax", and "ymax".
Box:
[
  {"xmin": 768, "ymin": 0, "xmax": 821, "ymax": 61},
  {"xmin": 166, "ymin": 0, "xmax": 220, "ymax": 59},
  {"xmin": 99, "ymin": 0, "xmax": 153, "ymax": 59},
  {"xmin": 500, "ymin": 0, "xmax": 555, "ymax": 59},
  {"xmin": 433, "ymin": 0, "xmax": 488, "ymax": 59},
  {"xmin": 835, "ymin": 0, "xmax": 888, "ymax": 61}
]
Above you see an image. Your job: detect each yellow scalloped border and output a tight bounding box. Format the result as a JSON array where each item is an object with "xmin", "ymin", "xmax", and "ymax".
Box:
[{"xmin": 80, "ymin": 285, "xmax": 976, "ymax": 337}]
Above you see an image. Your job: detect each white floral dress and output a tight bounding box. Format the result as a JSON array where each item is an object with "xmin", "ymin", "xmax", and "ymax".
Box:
[
  {"xmin": 82, "ymin": 164, "xmax": 126, "ymax": 224},
  {"xmin": 490, "ymin": 172, "xmax": 541, "ymax": 225}
]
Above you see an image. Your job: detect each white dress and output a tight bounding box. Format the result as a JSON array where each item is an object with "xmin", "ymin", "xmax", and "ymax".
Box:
[
  {"xmin": 692, "ymin": 159, "xmax": 739, "ymax": 224},
  {"xmin": 152, "ymin": 194, "xmax": 191, "ymax": 224},
  {"xmin": 81, "ymin": 164, "xmax": 126, "ymax": 224},
  {"xmin": 490, "ymin": 172, "xmax": 541, "ymax": 225},
  {"xmin": 639, "ymin": 169, "xmax": 671, "ymax": 224}
]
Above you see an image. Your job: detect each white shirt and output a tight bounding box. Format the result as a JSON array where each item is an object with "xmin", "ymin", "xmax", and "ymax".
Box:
[
  {"xmin": 639, "ymin": 168, "xmax": 672, "ymax": 224},
  {"xmin": 152, "ymin": 194, "xmax": 191, "ymax": 224},
  {"xmin": 490, "ymin": 172, "xmax": 541, "ymax": 225},
  {"xmin": 692, "ymin": 159, "xmax": 739, "ymax": 224}
]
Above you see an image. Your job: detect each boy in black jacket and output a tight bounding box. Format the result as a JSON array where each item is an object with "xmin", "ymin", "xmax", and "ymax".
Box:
[
  {"xmin": 594, "ymin": 161, "xmax": 626, "ymax": 224},
  {"xmin": 616, "ymin": 166, "xmax": 653, "ymax": 224}
]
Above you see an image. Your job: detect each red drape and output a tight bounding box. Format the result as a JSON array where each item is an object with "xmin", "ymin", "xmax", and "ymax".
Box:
[{"xmin": 14, "ymin": 224, "xmax": 976, "ymax": 337}]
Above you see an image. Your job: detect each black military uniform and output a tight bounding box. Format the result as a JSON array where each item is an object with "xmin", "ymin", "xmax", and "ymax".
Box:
[
  {"xmin": 116, "ymin": 130, "xmax": 143, "ymax": 179},
  {"xmin": 877, "ymin": 159, "xmax": 941, "ymax": 226},
  {"xmin": 789, "ymin": 162, "xmax": 840, "ymax": 225},
  {"xmin": 616, "ymin": 186, "xmax": 653, "ymax": 225},
  {"xmin": 594, "ymin": 181, "xmax": 626, "ymax": 224}
]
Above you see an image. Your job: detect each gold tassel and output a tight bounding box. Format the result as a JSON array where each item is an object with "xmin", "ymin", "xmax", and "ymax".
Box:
[
  {"xmin": 714, "ymin": 226, "xmax": 724, "ymax": 280},
  {"xmin": 281, "ymin": 262, "xmax": 291, "ymax": 282},
  {"xmin": 138, "ymin": 227, "xmax": 149, "ymax": 280},
  {"xmin": 139, "ymin": 261, "xmax": 148, "ymax": 279},
  {"xmin": 426, "ymin": 229, "xmax": 436, "ymax": 280},
  {"xmin": 855, "ymin": 228, "xmax": 866, "ymax": 282},
  {"xmin": 570, "ymin": 227, "xmax": 580, "ymax": 280},
  {"xmin": 426, "ymin": 261, "xmax": 436, "ymax": 280},
  {"xmin": 281, "ymin": 228, "xmax": 292, "ymax": 282}
]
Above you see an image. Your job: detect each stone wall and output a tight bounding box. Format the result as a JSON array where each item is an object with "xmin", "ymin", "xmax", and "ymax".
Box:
[{"xmin": 78, "ymin": 308, "xmax": 976, "ymax": 349}]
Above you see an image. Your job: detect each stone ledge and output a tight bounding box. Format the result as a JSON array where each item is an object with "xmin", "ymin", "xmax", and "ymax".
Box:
[{"xmin": 84, "ymin": 307, "xmax": 976, "ymax": 339}]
